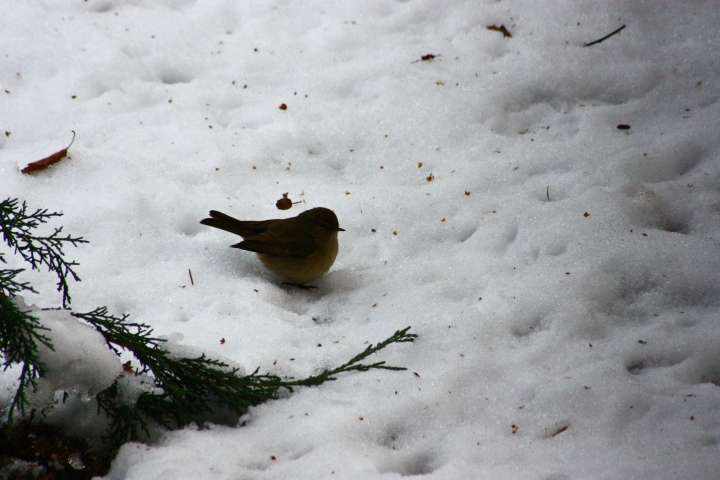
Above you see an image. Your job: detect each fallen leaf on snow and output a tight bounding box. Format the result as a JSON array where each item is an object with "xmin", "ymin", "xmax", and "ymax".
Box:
[{"xmin": 21, "ymin": 131, "xmax": 76, "ymax": 174}]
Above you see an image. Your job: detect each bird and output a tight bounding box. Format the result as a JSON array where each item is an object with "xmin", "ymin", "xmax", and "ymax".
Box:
[{"xmin": 200, "ymin": 207, "xmax": 344, "ymax": 288}]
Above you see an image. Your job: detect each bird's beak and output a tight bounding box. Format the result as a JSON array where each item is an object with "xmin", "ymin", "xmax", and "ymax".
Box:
[{"xmin": 336, "ymin": 227, "xmax": 345, "ymax": 232}]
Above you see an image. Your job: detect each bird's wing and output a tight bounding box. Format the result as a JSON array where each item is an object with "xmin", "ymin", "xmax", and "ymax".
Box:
[{"xmin": 232, "ymin": 228, "xmax": 317, "ymax": 258}]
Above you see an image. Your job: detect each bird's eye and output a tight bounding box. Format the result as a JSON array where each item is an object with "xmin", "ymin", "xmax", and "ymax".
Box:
[{"xmin": 319, "ymin": 222, "xmax": 337, "ymax": 231}]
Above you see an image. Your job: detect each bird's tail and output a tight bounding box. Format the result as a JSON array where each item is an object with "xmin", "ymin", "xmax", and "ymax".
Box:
[{"xmin": 200, "ymin": 210, "xmax": 271, "ymax": 238}]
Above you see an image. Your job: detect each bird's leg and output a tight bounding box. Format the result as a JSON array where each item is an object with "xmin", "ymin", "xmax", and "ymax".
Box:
[{"xmin": 282, "ymin": 282, "xmax": 318, "ymax": 291}]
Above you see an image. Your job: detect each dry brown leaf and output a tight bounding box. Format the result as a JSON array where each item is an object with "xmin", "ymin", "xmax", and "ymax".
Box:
[{"xmin": 21, "ymin": 131, "xmax": 76, "ymax": 174}]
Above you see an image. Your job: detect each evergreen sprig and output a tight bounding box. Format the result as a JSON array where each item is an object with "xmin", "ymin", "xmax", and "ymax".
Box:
[
  {"xmin": 0, "ymin": 198, "xmax": 87, "ymax": 307},
  {"xmin": 0, "ymin": 264, "xmax": 37, "ymax": 298},
  {"xmin": 285, "ymin": 327, "xmax": 418, "ymax": 388},
  {"xmin": 72, "ymin": 307, "xmax": 165, "ymax": 365},
  {"xmin": 0, "ymin": 198, "xmax": 83, "ymax": 424},
  {"xmin": 73, "ymin": 307, "xmax": 415, "ymax": 446},
  {"xmin": 0, "ymin": 295, "xmax": 53, "ymax": 423},
  {"xmin": 75, "ymin": 307, "xmax": 283, "ymax": 441}
]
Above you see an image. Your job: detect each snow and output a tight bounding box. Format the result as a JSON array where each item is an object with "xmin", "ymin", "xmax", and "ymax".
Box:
[
  {"xmin": 32, "ymin": 306, "xmax": 122, "ymax": 408},
  {"xmin": 2, "ymin": 0, "xmax": 720, "ymax": 478}
]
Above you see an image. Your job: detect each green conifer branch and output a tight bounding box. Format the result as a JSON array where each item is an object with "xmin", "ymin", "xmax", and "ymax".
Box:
[
  {"xmin": 0, "ymin": 266, "xmax": 38, "ymax": 298},
  {"xmin": 74, "ymin": 307, "xmax": 288, "ymax": 443},
  {"xmin": 95, "ymin": 382, "xmax": 152, "ymax": 443},
  {"xmin": 285, "ymin": 327, "xmax": 418, "ymax": 388},
  {"xmin": 74, "ymin": 308, "xmax": 416, "ymax": 445},
  {"xmin": 0, "ymin": 198, "xmax": 84, "ymax": 423},
  {"xmin": 0, "ymin": 198, "xmax": 87, "ymax": 307},
  {"xmin": 0, "ymin": 295, "xmax": 53, "ymax": 423}
]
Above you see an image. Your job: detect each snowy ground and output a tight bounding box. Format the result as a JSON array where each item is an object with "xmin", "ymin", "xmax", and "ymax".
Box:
[{"xmin": 2, "ymin": 1, "xmax": 720, "ymax": 478}]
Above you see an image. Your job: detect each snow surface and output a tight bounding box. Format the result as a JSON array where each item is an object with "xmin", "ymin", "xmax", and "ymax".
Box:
[{"xmin": 2, "ymin": 0, "xmax": 720, "ymax": 478}]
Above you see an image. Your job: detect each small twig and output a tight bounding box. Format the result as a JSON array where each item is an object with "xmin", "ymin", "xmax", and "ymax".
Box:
[
  {"xmin": 188, "ymin": 269, "xmax": 194, "ymax": 286},
  {"xmin": 546, "ymin": 186, "xmax": 550, "ymax": 201},
  {"xmin": 584, "ymin": 25, "xmax": 625, "ymax": 47},
  {"xmin": 487, "ymin": 24, "xmax": 512, "ymax": 38}
]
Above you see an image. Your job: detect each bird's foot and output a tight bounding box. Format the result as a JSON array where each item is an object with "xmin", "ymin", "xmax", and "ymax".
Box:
[{"xmin": 282, "ymin": 282, "xmax": 318, "ymax": 291}]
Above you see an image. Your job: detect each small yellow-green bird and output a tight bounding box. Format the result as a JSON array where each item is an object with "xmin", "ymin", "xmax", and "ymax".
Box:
[{"xmin": 200, "ymin": 207, "xmax": 344, "ymax": 287}]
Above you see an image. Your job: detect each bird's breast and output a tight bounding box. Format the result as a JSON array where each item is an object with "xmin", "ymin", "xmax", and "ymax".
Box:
[{"xmin": 258, "ymin": 233, "xmax": 339, "ymax": 284}]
